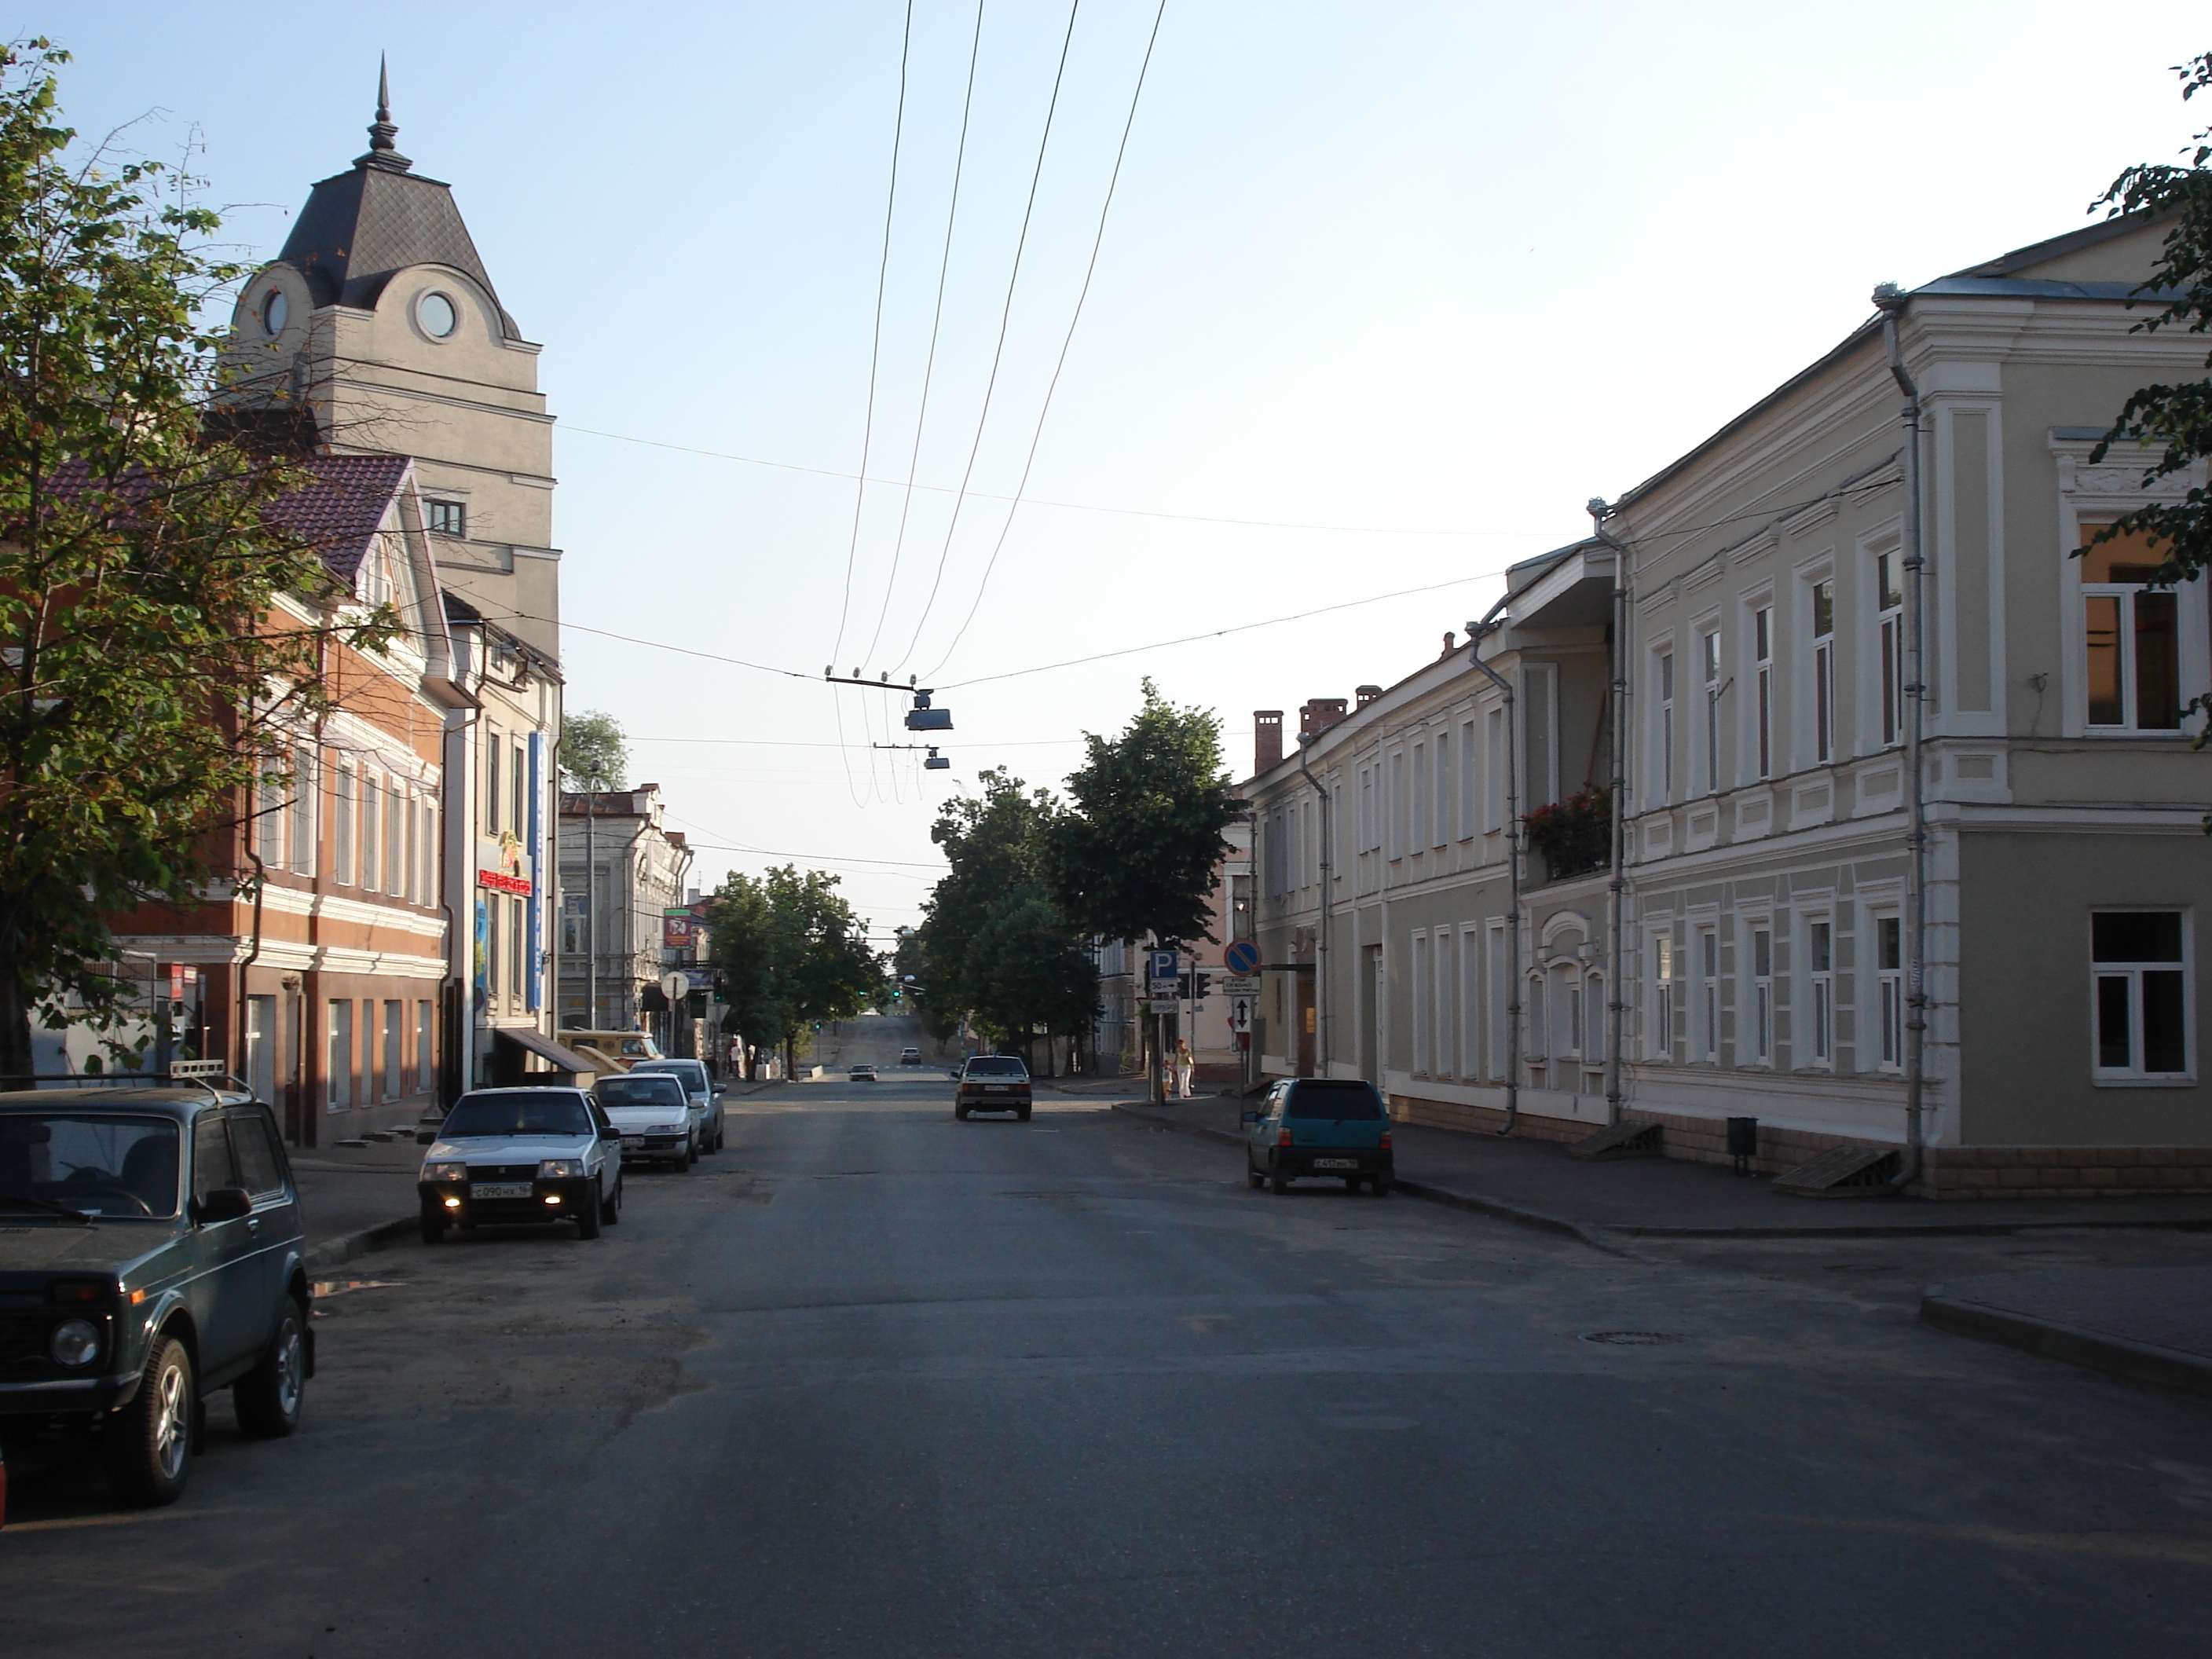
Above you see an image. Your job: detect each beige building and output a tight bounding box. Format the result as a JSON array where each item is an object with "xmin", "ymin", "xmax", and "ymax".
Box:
[
  {"xmin": 557, "ymin": 786, "xmax": 694, "ymax": 1047},
  {"xmin": 1247, "ymin": 214, "xmax": 2212, "ymax": 1197}
]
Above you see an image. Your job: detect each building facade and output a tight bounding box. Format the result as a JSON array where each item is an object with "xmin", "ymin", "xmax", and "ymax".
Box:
[
  {"xmin": 1248, "ymin": 214, "xmax": 2212, "ymax": 1197},
  {"xmin": 557, "ymin": 786, "xmax": 694, "ymax": 1045}
]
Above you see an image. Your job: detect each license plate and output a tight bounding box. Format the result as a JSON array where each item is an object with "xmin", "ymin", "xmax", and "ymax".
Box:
[
  {"xmin": 984, "ymin": 1085, "xmax": 1009, "ymax": 1092},
  {"xmin": 1312, "ymin": 1158, "xmax": 1357, "ymax": 1170},
  {"xmin": 471, "ymin": 1181, "xmax": 533, "ymax": 1199},
  {"xmin": 621, "ymin": 1136, "xmax": 644, "ymax": 1149}
]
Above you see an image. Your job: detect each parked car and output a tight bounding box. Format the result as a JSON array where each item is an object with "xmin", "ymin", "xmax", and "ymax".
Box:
[
  {"xmin": 899, "ymin": 1047, "xmax": 921, "ymax": 1066},
  {"xmin": 558, "ymin": 1029, "xmax": 666, "ymax": 1080},
  {"xmin": 591, "ymin": 1072, "xmax": 697, "ymax": 1170},
  {"xmin": 850, "ymin": 1065, "xmax": 877, "ymax": 1082},
  {"xmin": 1243, "ymin": 1079, "xmax": 1392, "ymax": 1195},
  {"xmin": 954, "ymin": 1057, "xmax": 1031, "ymax": 1121},
  {"xmin": 417, "ymin": 1088, "xmax": 622, "ymax": 1241},
  {"xmin": 626, "ymin": 1058, "xmax": 723, "ymax": 1152},
  {"xmin": 0, "ymin": 1085, "xmax": 313, "ymax": 1507}
]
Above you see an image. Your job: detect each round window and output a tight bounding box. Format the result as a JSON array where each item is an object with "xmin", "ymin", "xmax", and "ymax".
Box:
[
  {"xmin": 418, "ymin": 291, "xmax": 458, "ymax": 339},
  {"xmin": 262, "ymin": 290, "xmax": 288, "ymax": 335}
]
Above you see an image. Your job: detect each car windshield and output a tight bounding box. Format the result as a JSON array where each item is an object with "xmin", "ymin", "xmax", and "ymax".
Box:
[
  {"xmin": 0, "ymin": 1113, "xmax": 180, "ymax": 1218},
  {"xmin": 632, "ymin": 1062, "xmax": 704, "ymax": 1089},
  {"xmin": 441, "ymin": 1093, "xmax": 592, "ymax": 1137},
  {"xmin": 1285, "ymin": 1082, "xmax": 1384, "ymax": 1121},
  {"xmin": 965, "ymin": 1057, "xmax": 1026, "ymax": 1077},
  {"xmin": 595, "ymin": 1077, "xmax": 687, "ymax": 1109}
]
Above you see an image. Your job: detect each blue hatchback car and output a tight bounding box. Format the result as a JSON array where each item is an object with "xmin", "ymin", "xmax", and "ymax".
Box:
[{"xmin": 1243, "ymin": 1079, "xmax": 1393, "ymax": 1196}]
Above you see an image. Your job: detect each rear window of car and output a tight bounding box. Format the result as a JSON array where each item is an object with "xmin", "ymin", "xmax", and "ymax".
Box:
[
  {"xmin": 595, "ymin": 1076, "xmax": 687, "ymax": 1108},
  {"xmin": 1285, "ymin": 1082, "xmax": 1384, "ymax": 1120},
  {"xmin": 632, "ymin": 1061, "xmax": 705, "ymax": 1088},
  {"xmin": 965, "ymin": 1057, "xmax": 1027, "ymax": 1077},
  {"xmin": 441, "ymin": 1093, "xmax": 592, "ymax": 1137}
]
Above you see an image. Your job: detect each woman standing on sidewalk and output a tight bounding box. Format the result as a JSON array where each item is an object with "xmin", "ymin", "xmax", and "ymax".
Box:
[{"xmin": 1172, "ymin": 1041, "xmax": 1195, "ymax": 1099}]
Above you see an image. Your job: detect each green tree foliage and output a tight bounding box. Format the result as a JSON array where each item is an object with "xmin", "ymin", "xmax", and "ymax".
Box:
[
  {"xmin": 558, "ymin": 709, "xmax": 628, "ymax": 791},
  {"xmin": 0, "ymin": 42, "xmax": 386, "ymax": 1071},
  {"xmin": 1049, "ymin": 679, "xmax": 1238, "ymax": 949},
  {"xmin": 708, "ymin": 865, "xmax": 882, "ymax": 1076},
  {"xmin": 2092, "ymin": 52, "xmax": 2212, "ymax": 733},
  {"xmin": 902, "ymin": 769, "xmax": 1098, "ymax": 1058}
]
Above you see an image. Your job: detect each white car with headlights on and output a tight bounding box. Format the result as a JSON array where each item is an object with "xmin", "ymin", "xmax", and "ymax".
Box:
[
  {"xmin": 416, "ymin": 1088, "xmax": 622, "ymax": 1243},
  {"xmin": 591, "ymin": 1071, "xmax": 698, "ymax": 1170}
]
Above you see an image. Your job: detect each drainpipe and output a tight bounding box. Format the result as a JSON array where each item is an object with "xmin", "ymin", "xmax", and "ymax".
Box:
[
  {"xmin": 1295, "ymin": 736, "xmax": 1331, "ymax": 1076},
  {"xmin": 1588, "ymin": 502, "xmax": 1633, "ymax": 1129},
  {"xmin": 1874, "ymin": 283, "xmax": 1928, "ymax": 1193},
  {"xmin": 236, "ymin": 839, "xmax": 267, "ymax": 1093},
  {"xmin": 1466, "ymin": 620, "xmax": 1521, "ymax": 1135}
]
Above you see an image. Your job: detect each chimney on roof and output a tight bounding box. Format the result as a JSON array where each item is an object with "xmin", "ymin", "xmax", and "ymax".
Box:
[
  {"xmin": 1254, "ymin": 711, "xmax": 1284, "ymax": 775},
  {"xmin": 1441, "ymin": 630, "xmax": 1456, "ymax": 658},
  {"xmin": 1355, "ymin": 684, "xmax": 1383, "ymax": 709},
  {"xmin": 1299, "ymin": 698, "xmax": 1350, "ymax": 740}
]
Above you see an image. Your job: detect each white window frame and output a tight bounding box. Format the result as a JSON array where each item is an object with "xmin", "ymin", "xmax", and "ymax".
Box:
[
  {"xmin": 1458, "ymin": 719, "xmax": 1477, "ymax": 841},
  {"xmin": 1809, "ymin": 576, "xmax": 1836, "ymax": 765},
  {"xmin": 2071, "ymin": 515, "xmax": 2203, "ymax": 738},
  {"xmin": 1653, "ymin": 643, "xmax": 1675, "ymax": 805},
  {"xmin": 1459, "ymin": 927, "xmax": 1481, "ymax": 1079},
  {"xmin": 1647, "ymin": 929, "xmax": 1675, "ymax": 1061},
  {"xmin": 1699, "ymin": 628, "xmax": 1723, "ymax": 795},
  {"xmin": 1749, "ymin": 601, "xmax": 1774, "ymax": 781},
  {"xmin": 1486, "ymin": 921, "xmax": 1509, "ymax": 1080},
  {"xmin": 2089, "ymin": 907, "xmax": 2194, "ymax": 1084},
  {"xmin": 287, "ymin": 745, "xmax": 317, "ymax": 875},
  {"xmin": 1874, "ymin": 542, "xmax": 1905, "ymax": 749},
  {"xmin": 1432, "ymin": 730, "xmax": 1450, "ymax": 848},
  {"xmin": 1746, "ymin": 918, "xmax": 1774, "ymax": 1064},
  {"xmin": 1695, "ymin": 922, "xmax": 1720, "ymax": 1063},
  {"xmin": 333, "ymin": 764, "xmax": 356, "ymax": 887},
  {"xmin": 1411, "ymin": 931, "xmax": 1431, "ymax": 1075},
  {"xmin": 1483, "ymin": 707, "xmax": 1505, "ymax": 835},
  {"xmin": 1873, "ymin": 910, "xmax": 1904, "ymax": 1072},
  {"xmin": 1804, "ymin": 914, "xmax": 1834, "ymax": 1068}
]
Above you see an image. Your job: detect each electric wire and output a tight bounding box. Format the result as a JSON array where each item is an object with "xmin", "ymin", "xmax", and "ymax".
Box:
[
  {"xmin": 887, "ymin": 0, "xmax": 1084, "ymax": 676},
  {"xmin": 921, "ymin": 0, "xmax": 1166, "ymax": 683},
  {"xmin": 829, "ymin": 0, "xmax": 918, "ymax": 669},
  {"xmin": 859, "ymin": 0, "xmax": 989, "ymax": 671}
]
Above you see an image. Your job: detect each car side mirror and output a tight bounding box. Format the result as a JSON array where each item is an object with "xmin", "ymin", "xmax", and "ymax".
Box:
[
  {"xmin": 1240, "ymin": 1110, "xmax": 1260, "ymax": 1123},
  {"xmin": 416, "ymin": 1130, "xmax": 438, "ymax": 1144},
  {"xmin": 600, "ymin": 1126, "xmax": 623, "ymax": 1141},
  {"xmin": 191, "ymin": 1186, "xmax": 252, "ymax": 1225}
]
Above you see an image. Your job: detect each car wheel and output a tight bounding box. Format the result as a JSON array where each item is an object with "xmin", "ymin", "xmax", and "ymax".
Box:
[
  {"xmin": 673, "ymin": 1141, "xmax": 694, "ymax": 1173},
  {"xmin": 1016, "ymin": 1106, "xmax": 1033, "ymax": 1122},
  {"xmin": 1372, "ymin": 1174, "xmax": 1391, "ymax": 1197},
  {"xmin": 575, "ymin": 1188, "xmax": 603, "ymax": 1239},
  {"xmin": 1247, "ymin": 1166, "xmax": 1264, "ymax": 1189},
  {"xmin": 716, "ymin": 1123, "xmax": 727, "ymax": 1152},
  {"xmin": 1342, "ymin": 1176, "xmax": 1361, "ymax": 1192},
  {"xmin": 954, "ymin": 1106, "xmax": 969, "ymax": 1121},
  {"xmin": 419, "ymin": 1205, "xmax": 447, "ymax": 1244},
  {"xmin": 233, "ymin": 1297, "xmax": 307, "ymax": 1439},
  {"xmin": 602, "ymin": 1175, "xmax": 623, "ymax": 1226},
  {"xmin": 108, "ymin": 1332, "xmax": 193, "ymax": 1507},
  {"xmin": 1269, "ymin": 1168, "xmax": 1289, "ymax": 1196}
]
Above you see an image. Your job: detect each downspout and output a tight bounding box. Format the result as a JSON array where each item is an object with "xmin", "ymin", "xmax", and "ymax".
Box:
[
  {"xmin": 1588, "ymin": 503, "xmax": 1633, "ymax": 1129},
  {"xmin": 1295, "ymin": 737, "xmax": 1331, "ymax": 1076},
  {"xmin": 236, "ymin": 840, "xmax": 267, "ymax": 1090},
  {"xmin": 1874, "ymin": 284, "xmax": 1928, "ymax": 1192},
  {"xmin": 1466, "ymin": 617, "xmax": 1521, "ymax": 1135}
]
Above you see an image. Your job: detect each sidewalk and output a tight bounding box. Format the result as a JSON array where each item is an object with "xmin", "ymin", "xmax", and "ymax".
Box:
[
  {"xmin": 1922, "ymin": 1267, "xmax": 2212, "ymax": 1397},
  {"xmin": 1108, "ymin": 1097, "xmax": 2212, "ymax": 1246}
]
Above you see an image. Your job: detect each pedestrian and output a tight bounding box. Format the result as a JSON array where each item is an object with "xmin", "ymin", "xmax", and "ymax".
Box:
[{"xmin": 1173, "ymin": 1039, "xmax": 1195, "ymax": 1099}]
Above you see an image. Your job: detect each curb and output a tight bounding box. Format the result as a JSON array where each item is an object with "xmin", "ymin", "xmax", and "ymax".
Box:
[
  {"xmin": 1920, "ymin": 1287, "xmax": 2212, "ymax": 1397},
  {"xmin": 302, "ymin": 1214, "xmax": 416, "ymax": 1273},
  {"xmin": 1614, "ymin": 1215, "xmax": 2212, "ymax": 1240},
  {"xmin": 1108, "ymin": 1103, "xmax": 1643, "ymax": 1260}
]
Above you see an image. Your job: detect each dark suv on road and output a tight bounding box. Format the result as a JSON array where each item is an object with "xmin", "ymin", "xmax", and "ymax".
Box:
[{"xmin": 0, "ymin": 1086, "xmax": 313, "ymax": 1507}]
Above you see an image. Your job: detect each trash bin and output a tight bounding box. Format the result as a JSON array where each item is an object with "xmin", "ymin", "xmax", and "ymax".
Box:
[{"xmin": 1727, "ymin": 1116, "xmax": 1758, "ymax": 1175}]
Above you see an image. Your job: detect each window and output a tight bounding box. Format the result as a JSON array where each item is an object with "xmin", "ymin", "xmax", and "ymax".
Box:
[
  {"xmin": 334, "ymin": 766, "xmax": 355, "ymax": 885},
  {"xmin": 1697, "ymin": 926, "xmax": 1719, "ymax": 1062},
  {"xmin": 2081, "ymin": 523, "xmax": 2182, "ymax": 732},
  {"xmin": 416, "ymin": 1001, "xmax": 434, "ymax": 1095},
  {"xmin": 382, "ymin": 1002, "xmax": 403, "ymax": 1101},
  {"xmin": 1807, "ymin": 920, "xmax": 1833, "ymax": 1065},
  {"xmin": 327, "ymin": 1000, "xmax": 353, "ymax": 1110},
  {"xmin": 255, "ymin": 767, "xmax": 284, "ymax": 866},
  {"xmin": 1486, "ymin": 923, "xmax": 1509, "ymax": 1079},
  {"xmin": 360, "ymin": 774, "xmax": 381, "ymax": 892},
  {"xmin": 1877, "ymin": 548, "xmax": 1905, "ymax": 747},
  {"xmin": 1412, "ymin": 933, "xmax": 1430, "ymax": 1075},
  {"xmin": 287, "ymin": 746, "xmax": 316, "ymax": 873},
  {"xmin": 1749, "ymin": 924, "xmax": 1773, "ymax": 1062},
  {"xmin": 562, "ymin": 891, "xmax": 585, "ymax": 956},
  {"xmin": 1458, "ymin": 720, "xmax": 1476, "ymax": 840},
  {"xmin": 1459, "ymin": 929, "xmax": 1481, "ymax": 1078},
  {"xmin": 1434, "ymin": 932, "xmax": 1454, "ymax": 1076},
  {"xmin": 384, "ymin": 782, "xmax": 402, "ymax": 895},
  {"xmin": 1655, "ymin": 650, "xmax": 1675, "ymax": 803},
  {"xmin": 2092, "ymin": 910, "xmax": 2190, "ymax": 1079},
  {"xmin": 1388, "ymin": 752, "xmax": 1405, "ymax": 859},
  {"xmin": 512, "ymin": 738, "xmax": 527, "ymax": 841},
  {"xmin": 1876, "ymin": 914, "xmax": 1904, "ymax": 1071},
  {"xmin": 1811, "ymin": 580, "xmax": 1835, "ymax": 764},
  {"xmin": 1484, "ymin": 707, "xmax": 1504, "ymax": 833},
  {"xmin": 1752, "ymin": 605, "xmax": 1774, "ymax": 780},
  {"xmin": 1700, "ymin": 630, "xmax": 1722, "ymax": 793},
  {"xmin": 403, "ymin": 791, "xmax": 419, "ymax": 903},
  {"xmin": 485, "ymin": 733, "xmax": 502, "ymax": 834},
  {"xmin": 510, "ymin": 894, "xmax": 526, "ymax": 1003},
  {"xmin": 1649, "ymin": 933, "xmax": 1675, "ymax": 1060},
  {"xmin": 426, "ymin": 499, "xmax": 466, "ymax": 537},
  {"xmin": 486, "ymin": 896, "xmax": 502, "ymax": 997},
  {"xmin": 1412, "ymin": 744, "xmax": 1426, "ymax": 854},
  {"xmin": 1359, "ymin": 767, "xmax": 1375, "ymax": 853},
  {"xmin": 1433, "ymin": 731, "xmax": 1450, "ymax": 848}
]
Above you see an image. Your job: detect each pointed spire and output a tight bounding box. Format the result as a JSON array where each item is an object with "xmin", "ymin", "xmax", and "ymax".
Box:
[{"xmin": 357, "ymin": 53, "xmax": 413, "ymax": 173}]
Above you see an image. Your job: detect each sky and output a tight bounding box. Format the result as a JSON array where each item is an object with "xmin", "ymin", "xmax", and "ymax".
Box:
[{"xmin": 32, "ymin": 2, "xmax": 2212, "ymax": 943}]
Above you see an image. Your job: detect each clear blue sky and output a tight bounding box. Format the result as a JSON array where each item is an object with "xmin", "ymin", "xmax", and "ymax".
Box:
[{"xmin": 37, "ymin": 2, "xmax": 2212, "ymax": 934}]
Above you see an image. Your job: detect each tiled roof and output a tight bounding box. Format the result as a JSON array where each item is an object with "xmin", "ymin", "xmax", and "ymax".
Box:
[
  {"xmin": 277, "ymin": 160, "xmax": 520, "ymax": 339},
  {"xmin": 262, "ymin": 453, "xmax": 412, "ymax": 581}
]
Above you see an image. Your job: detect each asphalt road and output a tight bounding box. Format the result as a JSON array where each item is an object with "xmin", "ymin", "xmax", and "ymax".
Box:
[{"xmin": 7, "ymin": 1075, "xmax": 2211, "ymax": 1657}]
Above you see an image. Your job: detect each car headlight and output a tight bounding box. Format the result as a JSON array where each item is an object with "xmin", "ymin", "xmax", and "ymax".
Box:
[
  {"xmin": 51, "ymin": 1317, "xmax": 101, "ymax": 1368},
  {"xmin": 660, "ymin": 1123, "xmax": 687, "ymax": 1136},
  {"xmin": 537, "ymin": 1158, "xmax": 581, "ymax": 1178},
  {"xmin": 423, "ymin": 1161, "xmax": 468, "ymax": 1181}
]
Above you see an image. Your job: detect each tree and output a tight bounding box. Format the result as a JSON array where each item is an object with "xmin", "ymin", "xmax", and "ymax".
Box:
[
  {"xmin": 0, "ymin": 42, "xmax": 386, "ymax": 1073},
  {"xmin": 964, "ymin": 881, "xmax": 1101, "ymax": 1060},
  {"xmin": 1049, "ymin": 679, "xmax": 1238, "ymax": 949},
  {"xmin": 2090, "ymin": 51, "xmax": 2212, "ymax": 735},
  {"xmin": 707, "ymin": 865, "xmax": 881, "ymax": 1078},
  {"xmin": 559, "ymin": 709, "xmax": 627, "ymax": 791}
]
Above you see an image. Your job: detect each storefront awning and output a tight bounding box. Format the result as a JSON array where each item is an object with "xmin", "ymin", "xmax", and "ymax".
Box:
[{"xmin": 494, "ymin": 1027, "xmax": 599, "ymax": 1075}]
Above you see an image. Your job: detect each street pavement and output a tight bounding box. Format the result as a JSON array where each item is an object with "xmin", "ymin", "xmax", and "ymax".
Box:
[{"xmin": 5, "ymin": 1072, "xmax": 2211, "ymax": 1657}]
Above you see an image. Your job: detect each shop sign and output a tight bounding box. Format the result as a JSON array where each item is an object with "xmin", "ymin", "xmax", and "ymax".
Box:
[{"xmin": 478, "ymin": 868, "xmax": 533, "ymax": 895}]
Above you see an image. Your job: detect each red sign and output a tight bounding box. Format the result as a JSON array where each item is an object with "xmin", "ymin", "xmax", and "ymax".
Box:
[{"xmin": 477, "ymin": 869, "xmax": 533, "ymax": 895}]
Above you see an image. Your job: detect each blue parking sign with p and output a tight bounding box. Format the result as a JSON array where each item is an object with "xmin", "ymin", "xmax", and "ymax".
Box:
[{"xmin": 1148, "ymin": 949, "xmax": 1179, "ymax": 981}]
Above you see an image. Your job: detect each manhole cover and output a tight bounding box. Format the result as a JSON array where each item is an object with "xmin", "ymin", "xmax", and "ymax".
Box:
[{"xmin": 1579, "ymin": 1330, "xmax": 1680, "ymax": 1346}]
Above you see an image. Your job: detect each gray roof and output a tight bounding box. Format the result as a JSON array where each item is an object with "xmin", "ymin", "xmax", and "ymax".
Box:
[{"xmin": 276, "ymin": 75, "xmax": 520, "ymax": 338}]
